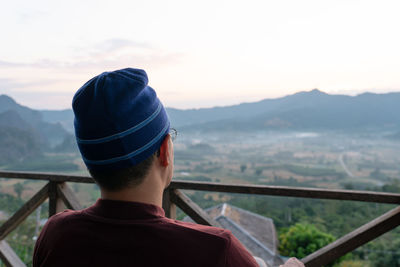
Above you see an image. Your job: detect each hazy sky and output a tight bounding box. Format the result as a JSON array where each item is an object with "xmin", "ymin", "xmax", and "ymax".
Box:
[{"xmin": 1, "ymin": 0, "xmax": 399, "ymax": 110}]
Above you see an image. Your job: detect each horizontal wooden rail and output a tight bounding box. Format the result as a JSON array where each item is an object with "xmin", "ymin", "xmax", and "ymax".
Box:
[
  {"xmin": 0, "ymin": 171, "xmax": 94, "ymax": 184},
  {"xmin": 2, "ymin": 171, "xmax": 399, "ymax": 204},
  {"xmin": 170, "ymin": 180, "xmax": 400, "ymax": 204}
]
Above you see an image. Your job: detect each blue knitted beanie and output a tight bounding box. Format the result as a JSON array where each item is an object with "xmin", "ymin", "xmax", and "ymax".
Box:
[{"xmin": 72, "ymin": 68, "xmax": 170, "ymax": 171}]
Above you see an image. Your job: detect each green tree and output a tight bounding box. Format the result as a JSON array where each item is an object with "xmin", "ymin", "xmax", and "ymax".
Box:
[{"xmin": 279, "ymin": 223, "xmax": 335, "ymax": 259}]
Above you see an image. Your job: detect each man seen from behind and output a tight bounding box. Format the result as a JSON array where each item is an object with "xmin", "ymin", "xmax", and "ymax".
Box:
[{"xmin": 33, "ymin": 68, "xmax": 304, "ymax": 267}]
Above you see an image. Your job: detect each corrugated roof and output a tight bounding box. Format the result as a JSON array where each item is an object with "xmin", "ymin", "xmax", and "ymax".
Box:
[{"xmin": 183, "ymin": 203, "xmax": 284, "ymax": 266}]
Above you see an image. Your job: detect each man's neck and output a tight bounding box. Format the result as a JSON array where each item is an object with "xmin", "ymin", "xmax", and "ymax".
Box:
[{"xmin": 100, "ymin": 173, "xmax": 164, "ymax": 207}]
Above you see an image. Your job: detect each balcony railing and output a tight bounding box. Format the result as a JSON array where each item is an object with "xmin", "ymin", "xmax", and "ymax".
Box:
[{"xmin": 0, "ymin": 171, "xmax": 399, "ymax": 267}]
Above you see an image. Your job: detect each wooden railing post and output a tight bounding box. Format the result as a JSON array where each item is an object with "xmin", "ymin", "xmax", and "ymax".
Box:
[
  {"xmin": 48, "ymin": 182, "xmax": 65, "ymax": 217},
  {"xmin": 162, "ymin": 187, "xmax": 176, "ymax": 219},
  {"xmin": 48, "ymin": 182, "xmax": 82, "ymax": 216},
  {"xmin": 170, "ymin": 189, "xmax": 220, "ymax": 227}
]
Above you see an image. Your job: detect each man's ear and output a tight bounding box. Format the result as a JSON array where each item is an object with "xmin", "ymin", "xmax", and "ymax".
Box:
[{"xmin": 159, "ymin": 135, "xmax": 170, "ymax": 167}]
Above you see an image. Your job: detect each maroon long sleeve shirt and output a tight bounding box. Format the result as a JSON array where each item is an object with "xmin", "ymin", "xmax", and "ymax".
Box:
[{"xmin": 33, "ymin": 199, "xmax": 259, "ymax": 267}]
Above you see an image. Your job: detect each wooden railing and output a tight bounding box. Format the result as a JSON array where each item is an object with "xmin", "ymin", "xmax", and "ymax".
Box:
[{"xmin": 0, "ymin": 171, "xmax": 399, "ymax": 267}]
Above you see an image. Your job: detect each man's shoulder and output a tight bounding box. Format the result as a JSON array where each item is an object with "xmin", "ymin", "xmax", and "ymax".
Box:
[
  {"xmin": 52, "ymin": 209, "xmax": 82, "ymax": 219},
  {"xmin": 34, "ymin": 210, "xmax": 85, "ymax": 254},
  {"xmin": 44, "ymin": 209, "xmax": 85, "ymax": 229},
  {"xmin": 163, "ymin": 217, "xmax": 231, "ymax": 240}
]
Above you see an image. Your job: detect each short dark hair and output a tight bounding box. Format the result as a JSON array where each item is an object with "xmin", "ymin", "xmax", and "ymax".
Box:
[{"xmin": 89, "ymin": 150, "xmax": 158, "ymax": 191}]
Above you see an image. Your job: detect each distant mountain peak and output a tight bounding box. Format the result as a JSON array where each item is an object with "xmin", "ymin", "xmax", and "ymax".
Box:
[
  {"xmin": 310, "ymin": 88, "xmax": 325, "ymax": 94},
  {"xmin": 0, "ymin": 94, "xmax": 17, "ymax": 105},
  {"xmin": 289, "ymin": 89, "xmax": 328, "ymax": 100},
  {"xmin": 304, "ymin": 88, "xmax": 328, "ymax": 96}
]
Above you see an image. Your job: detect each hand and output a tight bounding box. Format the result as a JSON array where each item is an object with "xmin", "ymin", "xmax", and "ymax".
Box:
[{"xmin": 279, "ymin": 257, "xmax": 305, "ymax": 267}]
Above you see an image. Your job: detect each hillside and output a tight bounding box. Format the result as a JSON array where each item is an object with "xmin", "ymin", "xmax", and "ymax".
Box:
[
  {"xmin": 0, "ymin": 94, "xmax": 69, "ymax": 147},
  {"xmin": 0, "ymin": 126, "xmax": 42, "ymax": 165},
  {"xmin": 0, "ymin": 95, "xmax": 42, "ymax": 125}
]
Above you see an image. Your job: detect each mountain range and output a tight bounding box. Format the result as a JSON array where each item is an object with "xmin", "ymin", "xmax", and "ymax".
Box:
[
  {"xmin": 1, "ymin": 89, "xmax": 400, "ymax": 141},
  {"xmin": 169, "ymin": 89, "xmax": 400, "ymax": 132}
]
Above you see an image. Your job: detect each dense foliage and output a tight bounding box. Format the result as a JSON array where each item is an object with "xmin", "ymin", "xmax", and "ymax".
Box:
[{"xmin": 279, "ymin": 223, "xmax": 335, "ymax": 258}]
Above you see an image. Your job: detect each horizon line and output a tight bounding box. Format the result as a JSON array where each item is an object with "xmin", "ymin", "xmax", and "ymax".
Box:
[{"xmin": 2, "ymin": 88, "xmax": 400, "ymax": 112}]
